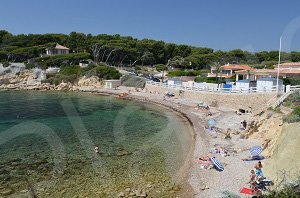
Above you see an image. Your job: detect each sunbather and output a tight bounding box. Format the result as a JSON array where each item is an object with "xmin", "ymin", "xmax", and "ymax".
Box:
[
  {"xmin": 242, "ymin": 155, "xmax": 264, "ymax": 161},
  {"xmin": 196, "ymin": 155, "xmax": 213, "ymax": 169}
]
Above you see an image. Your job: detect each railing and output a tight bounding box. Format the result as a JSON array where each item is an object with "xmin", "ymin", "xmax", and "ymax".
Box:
[
  {"xmin": 290, "ymin": 85, "xmax": 300, "ymax": 92},
  {"xmin": 146, "ymin": 81, "xmax": 284, "ymax": 94}
]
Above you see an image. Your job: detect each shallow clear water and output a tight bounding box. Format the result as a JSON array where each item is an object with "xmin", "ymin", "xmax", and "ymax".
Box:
[{"xmin": 0, "ymin": 91, "xmax": 192, "ymax": 197}]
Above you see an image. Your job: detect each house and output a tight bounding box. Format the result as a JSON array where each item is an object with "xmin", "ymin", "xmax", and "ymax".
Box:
[
  {"xmin": 208, "ymin": 64, "xmax": 252, "ymax": 79},
  {"xmin": 274, "ymin": 62, "xmax": 300, "ymax": 70},
  {"xmin": 167, "ymin": 76, "xmax": 195, "ymax": 87},
  {"xmin": 235, "ymin": 63, "xmax": 300, "ymax": 81},
  {"xmin": 104, "ymin": 80, "xmax": 121, "ymax": 89},
  {"xmin": 45, "ymin": 43, "xmax": 69, "ymax": 56}
]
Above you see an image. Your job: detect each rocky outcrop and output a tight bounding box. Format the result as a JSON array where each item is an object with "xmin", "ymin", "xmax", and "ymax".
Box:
[
  {"xmin": 77, "ymin": 76, "xmax": 103, "ymax": 88},
  {"xmin": 0, "ymin": 69, "xmax": 105, "ymax": 91}
]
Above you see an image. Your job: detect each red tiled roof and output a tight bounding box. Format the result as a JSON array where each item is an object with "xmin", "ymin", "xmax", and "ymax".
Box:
[
  {"xmin": 275, "ymin": 62, "xmax": 300, "ymax": 67},
  {"xmin": 236, "ymin": 69, "xmax": 300, "ymax": 74},
  {"xmin": 212, "ymin": 64, "xmax": 252, "ymax": 71},
  {"xmin": 54, "ymin": 43, "xmax": 69, "ymax": 50}
]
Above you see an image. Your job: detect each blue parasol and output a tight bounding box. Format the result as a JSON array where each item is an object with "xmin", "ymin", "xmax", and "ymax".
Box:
[{"xmin": 250, "ymin": 146, "xmax": 263, "ymax": 157}]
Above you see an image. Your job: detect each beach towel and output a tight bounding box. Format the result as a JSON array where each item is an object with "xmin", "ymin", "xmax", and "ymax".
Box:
[
  {"xmin": 208, "ymin": 119, "xmax": 216, "ymax": 125},
  {"xmin": 240, "ymin": 187, "xmax": 254, "ymax": 195},
  {"xmin": 210, "ymin": 157, "xmax": 224, "ymax": 172},
  {"xmin": 250, "ymin": 146, "xmax": 263, "ymax": 157}
]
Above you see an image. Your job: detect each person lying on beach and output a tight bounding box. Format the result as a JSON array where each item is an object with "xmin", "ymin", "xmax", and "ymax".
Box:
[
  {"xmin": 210, "ymin": 148, "xmax": 229, "ymax": 157},
  {"xmin": 242, "ymin": 155, "xmax": 263, "ymax": 161},
  {"xmin": 196, "ymin": 155, "xmax": 214, "ymax": 169}
]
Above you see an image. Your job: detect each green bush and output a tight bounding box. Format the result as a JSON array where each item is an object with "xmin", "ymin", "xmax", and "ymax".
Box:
[
  {"xmin": 134, "ymin": 66, "xmax": 142, "ymax": 71},
  {"xmin": 155, "ymin": 64, "xmax": 167, "ymax": 72},
  {"xmin": 292, "ymin": 106, "xmax": 300, "ymax": 116},
  {"xmin": 168, "ymin": 69, "xmax": 210, "ymax": 77},
  {"xmin": 60, "ymin": 65, "xmax": 81, "ymax": 76},
  {"xmin": 194, "ymin": 76, "xmax": 225, "ymax": 83},
  {"xmin": 282, "ymin": 78, "xmax": 300, "ymax": 85},
  {"xmin": 31, "ymin": 53, "xmax": 90, "ymax": 69},
  {"xmin": 284, "ymin": 106, "xmax": 300, "ymax": 123}
]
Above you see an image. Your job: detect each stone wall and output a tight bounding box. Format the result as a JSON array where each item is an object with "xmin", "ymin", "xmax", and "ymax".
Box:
[{"xmin": 145, "ymin": 84, "xmax": 276, "ymax": 113}]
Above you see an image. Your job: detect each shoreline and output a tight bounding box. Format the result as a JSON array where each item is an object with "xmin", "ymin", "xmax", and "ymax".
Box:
[{"xmin": 0, "ymin": 87, "xmax": 267, "ymax": 197}]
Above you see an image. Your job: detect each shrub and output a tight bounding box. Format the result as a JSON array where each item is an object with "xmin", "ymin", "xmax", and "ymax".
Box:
[
  {"xmin": 194, "ymin": 76, "xmax": 225, "ymax": 83},
  {"xmin": 155, "ymin": 64, "xmax": 167, "ymax": 72},
  {"xmin": 60, "ymin": 65, "xmax": 81, "ymax": 76},
  {"xmin": 134, "ymin": 66, "xmax": 141, "ymax": 71},
  {"xmin": 284, "ymin": 106, "xmax": 300, "ymax": 123},
  {"xmin": 282, "ymin": 78, "xmax": 300, "ymax": 85},
  {"xmin": 30, "ymin": 53, "xmax": 90, "ymax": 69}
]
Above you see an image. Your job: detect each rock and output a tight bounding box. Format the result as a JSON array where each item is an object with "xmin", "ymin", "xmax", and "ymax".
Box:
[{"xmin": 118, "ymin": 192, "xmax": 125, "ymax": 197}]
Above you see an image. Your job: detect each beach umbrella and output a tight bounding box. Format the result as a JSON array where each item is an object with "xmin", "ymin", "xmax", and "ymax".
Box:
[
  {"xmin": 208, "ymin": 119, "xmax": 216, "ymax": 125},
  {"xmin": 250, "ymin": 146, "xmax": 263, "ymax": 157},
  {"xmin": 210, "ymin": 157, "xmax": 224, "ymax": 172}
]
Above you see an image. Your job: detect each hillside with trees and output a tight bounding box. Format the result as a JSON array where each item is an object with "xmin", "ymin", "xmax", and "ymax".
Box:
[{"xmin": 1, "ymin": 30, "xmax": 300, "ymax": 70}]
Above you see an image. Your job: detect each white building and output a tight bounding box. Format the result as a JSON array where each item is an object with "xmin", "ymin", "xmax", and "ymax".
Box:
[
  {"xmin": 45, "ymin": 43, "xmax": 69, "ymax": 56},
  {"xmin": 256, "ymin": 78, "xmax": 284, "ymax": 92},
  {"xmin": 104, "ymin": 80, "xmax": 121, "ymax": 89},
  {"xmin": 235, "ymin": 80, "xmax": 256, "ymax": 92}
]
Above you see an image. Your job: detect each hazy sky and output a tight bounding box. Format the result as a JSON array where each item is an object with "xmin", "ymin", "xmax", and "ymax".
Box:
[{"xmin": 1, "ymin": 0, "xmax": 300, "ymax": 51}]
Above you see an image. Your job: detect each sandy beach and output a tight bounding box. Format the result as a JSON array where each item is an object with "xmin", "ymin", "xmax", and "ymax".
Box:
[{"xmin": 88, "ymin": 86, "xmax": 268, "ymax": 197}]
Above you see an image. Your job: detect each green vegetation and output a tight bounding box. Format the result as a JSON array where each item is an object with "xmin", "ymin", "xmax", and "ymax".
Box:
[
  {"xmin": 29, "ymin": 53, "xmax": 90, "ymax": 69},
  {"xmin": 283, "ymin": 91, "xmax": 300, "ymax": 123},
  {"xmin": 194, "ymin": 76, "xmax": 225, "ymax": 84},
  {"xmin": 43, "ymin": 64, "xmax": 121, "ymax": 85},
  {"xmin": 2, "ymin": 30, "xmax": 300, "ymax": 71},
  {"xmin": 282, "ymin": 78, "xmax": 300, "ymax": 86},
  {"xmin": 168, "ymin": 69, "xmax": 209, "ymax": 77},
  {"xmin": 155, "ymin": 64, "xmax": 167, "ymax": 72}
]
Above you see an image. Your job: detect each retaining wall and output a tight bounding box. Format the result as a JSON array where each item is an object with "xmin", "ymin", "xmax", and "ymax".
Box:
[{"xmin": 145, "ymin": 84, "xmax": 276, "ymax": 113}]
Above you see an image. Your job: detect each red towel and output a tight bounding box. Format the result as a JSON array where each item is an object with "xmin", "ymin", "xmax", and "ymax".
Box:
[{"xmin": 240, "ymin": 187, "xmax": 254, "ymax": 195}]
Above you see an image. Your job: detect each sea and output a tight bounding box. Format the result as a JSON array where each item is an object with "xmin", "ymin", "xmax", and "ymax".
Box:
[{"xmin": 0, "ymin": 91, "xmax": 192, "ymax": 197}]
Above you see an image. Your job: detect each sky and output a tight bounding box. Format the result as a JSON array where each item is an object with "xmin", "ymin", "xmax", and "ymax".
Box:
[{"xmin": 1, "ymin": 0, "xmax": 300, "ymax": 52}]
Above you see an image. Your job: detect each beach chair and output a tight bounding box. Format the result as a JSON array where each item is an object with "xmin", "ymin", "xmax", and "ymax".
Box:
[{"xmin": 210, "ymin": 157, "xmax": 224, "ymax": 172}]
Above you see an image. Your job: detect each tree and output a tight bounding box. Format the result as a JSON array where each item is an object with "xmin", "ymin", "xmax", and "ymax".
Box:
[{"xmin": 67, "ymin": 32, "xmax": 87, "ymax": 53}]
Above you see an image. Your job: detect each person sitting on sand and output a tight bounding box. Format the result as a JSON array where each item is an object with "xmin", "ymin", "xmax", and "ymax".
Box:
[
  {"xmin": 255, "ymin": 161, "xmax": 265, "ymax": 181},
  {"xmin": 249, "ymin": 170, "xmax": 257, "ymax": 191}
]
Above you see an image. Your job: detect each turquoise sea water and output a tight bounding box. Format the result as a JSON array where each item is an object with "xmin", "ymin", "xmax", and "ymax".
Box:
[{"xmin": 0, "ymin": 91, "xmax": 192, "ymax": 197}]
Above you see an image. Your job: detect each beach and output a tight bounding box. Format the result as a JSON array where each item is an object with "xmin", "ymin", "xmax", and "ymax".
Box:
[
  {"xmin": 0, "ymin": 86, "xmax": 290, "ymax": 197},
  {"xmin": 88, "ymin": 86, "xmax": 268, "ymax": 197}
]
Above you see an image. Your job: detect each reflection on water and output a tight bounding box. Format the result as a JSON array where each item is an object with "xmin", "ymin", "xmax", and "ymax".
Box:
[{"xmin": 0, "ymin": 91, "xmax": 192, "ymax": 197}]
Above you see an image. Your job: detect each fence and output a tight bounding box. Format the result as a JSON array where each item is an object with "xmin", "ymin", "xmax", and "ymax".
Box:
[{"xmin": 146, "ymin": 81, "xmax": 285, "ymax": 94}]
